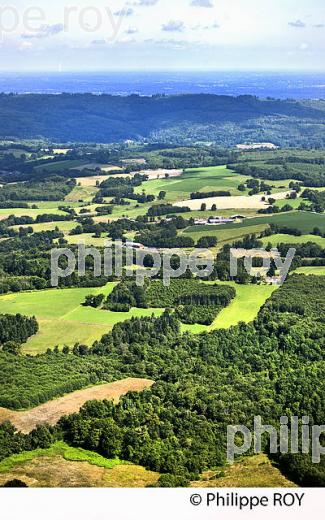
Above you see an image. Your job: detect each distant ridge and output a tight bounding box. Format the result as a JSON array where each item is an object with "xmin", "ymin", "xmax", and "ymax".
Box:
[{"xmin": 0, "ymin": 93, "xmax": 324, "ymax": 146}]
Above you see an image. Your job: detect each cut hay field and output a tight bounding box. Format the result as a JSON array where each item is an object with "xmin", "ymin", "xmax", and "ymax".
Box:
[
  {"xmin": 0, "ymin": 442, "xmax": 159, "ymax": 488},
  {"xmin": 191, "ymin": 454, "xmax": 296, "ymax": 488},
  {"xmin": 0, "ymin": 283, "xmax": 164, "ymax": 354},
  {"xmin": 75, "ymin": 175, "xmax": 113, "ymax": 187},
  {"xmin": 0, "ymin": 378, "xmax": 153, "ymax": 433},
  {"xmin": 181, "ymin": 282, "xmax": 277, "ymax": 334},
  {"xmin": 261, "ymin": 233, "xmax": 325, "ymax": 247},
  {"xmin": 176, "ymin": 191, "xmax": 293, "ymax": 211}
]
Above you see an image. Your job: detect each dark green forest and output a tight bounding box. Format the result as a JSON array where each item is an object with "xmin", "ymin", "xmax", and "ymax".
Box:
[{"xmin": 0, "ymin": 94, "xmax": 324, "ymax": 146}]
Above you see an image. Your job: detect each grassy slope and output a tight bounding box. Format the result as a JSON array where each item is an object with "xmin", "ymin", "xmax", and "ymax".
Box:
[
  {"xmin": 0, "ymin": 441, "xmax": 159, "ymax": 488},
  {"xmin": 183, "ymin": 211, "xmax": 325, "ymax": 244},
  {"xmin": 294, "ymin": 266, "xmax": 325, "ymax": 276},
  {"xmin": 261, "ymin": 233, "xmax": 325, "ymax": 247},
  {"xmin": 0, "ymin": 283, "xmax": 164, "ymax": 354},
  {"xmin": 191, "ymin": 454, "xmax": 296, "ymax": 488}
]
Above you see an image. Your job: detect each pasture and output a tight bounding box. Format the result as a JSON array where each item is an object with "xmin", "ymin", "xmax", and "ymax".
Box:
[
  {"xmin": 294, "ymin": 266, "xmax": 325, "ymax": 276},
  {"xmin": 183, "ymin": 212, "xmax": 325, "ymax": 242},
  {"xmin": 181, "ymin": 282, "xmax": 277, "ymax": 334},
  {"xmin": 261, "ymin": 233, "xmax": 325, "ymax": 247},
  {"xmin": 0, "ymin": 284, "xmax": 164, "ymax": 354}
]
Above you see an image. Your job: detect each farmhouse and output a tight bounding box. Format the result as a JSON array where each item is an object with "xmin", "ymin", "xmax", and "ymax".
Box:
[{"xmin": 194, "ymin": 215, "xmax": 239, "ymax": 226}]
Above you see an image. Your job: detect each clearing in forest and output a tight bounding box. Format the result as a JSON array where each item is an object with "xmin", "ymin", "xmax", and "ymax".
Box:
[{"xmin": 0, "ymin": 378, "xmax": 154, "ymax": 434}]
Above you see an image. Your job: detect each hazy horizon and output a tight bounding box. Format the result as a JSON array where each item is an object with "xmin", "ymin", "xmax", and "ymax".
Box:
[{"xmin": 0, "ymin": 0, "xmax": 324, "ymax": 72}]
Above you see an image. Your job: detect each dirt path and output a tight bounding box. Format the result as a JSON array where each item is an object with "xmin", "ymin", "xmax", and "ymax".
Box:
[{"xmin": 0, "ymin": 378, "xmax": 153, "ymax": 433}]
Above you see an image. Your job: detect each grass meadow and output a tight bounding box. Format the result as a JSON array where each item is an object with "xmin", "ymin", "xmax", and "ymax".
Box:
[
  {"xmin": 0, "ymin": 283, "xmax": 164, "ymax": 354},
  {"xmin": 181, "ymin": 282, "xmax": 277, "ymax": 334}
]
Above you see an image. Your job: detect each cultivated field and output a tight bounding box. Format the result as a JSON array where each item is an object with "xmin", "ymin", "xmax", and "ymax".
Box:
[{"xmin": 0, "ymin": 378, "xmax": 153, "ymax": 433}]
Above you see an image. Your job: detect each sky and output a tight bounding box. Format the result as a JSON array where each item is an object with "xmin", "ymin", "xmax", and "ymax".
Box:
[{"xmin": 0, "ymin": 0, "xmax": 324, "ymax": 71}]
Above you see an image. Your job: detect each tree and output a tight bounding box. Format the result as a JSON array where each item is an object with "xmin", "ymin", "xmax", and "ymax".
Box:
[
  {"xmin": 2, "ymin": 479, "xmax": 28, "ymax": 487},
  {"xmin": 158, "ymin": 191, "xmax": 166, "ymax": 200},
  {"xmin": 201, "ymin": 203, "xmax": 207, "ymax": 211},
  {"xmin": 2, "ymin": 341, "xmax": 22, "ymax": 356}
]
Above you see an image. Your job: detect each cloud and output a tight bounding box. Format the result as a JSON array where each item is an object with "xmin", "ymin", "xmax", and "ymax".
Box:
[
  {"xmin": 190, "ymin": 0, "xmax": 214, "ymax": 7},
  {"xmin": 313, "ymin": 23, "xmax": 324, "ymax": 28},
  {"xmin": 91, "ymin": 39, "xmax": 107, "ymax": 46},
  {"xmin": 162, "ymin": 20, "xmax": 185, "ymax": 32},
  {"xmin": 125, "ymin": 27, "xmax": 138, "ymax": 34},
  {"xmin": 114, "ymin": 8, "xmax": 134, "ymax": 16},
  {"xmin": 130, "ymin": 0, "xmax": 159, "ymax": 5},
  {"xmin": 192, "ymin": 21, "xmax": 219, "ymax": 30},
  {"xmin": 21, "ymin": 24, "xmax": 64, "ymax": 39},
  {"xmin": 288, "ymin": 20, "xmax": 306, "ymax": 28}
]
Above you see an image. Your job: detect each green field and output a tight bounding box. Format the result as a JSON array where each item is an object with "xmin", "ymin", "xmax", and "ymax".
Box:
[
  {"xmin": 0, "ymin": 284, "xmax": 164, "ymax": 354},
  {"xmin": 34, "ymin": 159, "xmax": 86, "ymax": 172},
  {"xmin": 11, "ymin": 220, "xmax": 76, "ymax": 234},
  {"xmin": 65, "ymin": 233, "xmax": 109, "ymax": 247},
  {"xmin": 261, "ymin": 233, "xmax": 325, "ymax": 247},
  {"xmin": 0, "ymin": 441, "xmax": 126, "ymax": 474},
  {"xmin": 293, "ymin": 266, "xmax": 325, "ymax": 276},
  {"xmin": 0, "ymin": 207, "xmax": 67, "ymax": 219},
  {"xmin": 275, "ymin": 197, "xmax": 307, "ymax": 209},
  {"xmin": 183, "ymin": 211, "xmax": 325, "ymax": 243},
  {"xmin": 181, "ymin": 223, "xmax": 268, "ymax": 248},
  {"xmin": 136, "ymin": 165, "xmax": 292, "ymax": 206},
  {"xmin": 182, "ymin": 282, "xmax": 277, "ymax": 333}
]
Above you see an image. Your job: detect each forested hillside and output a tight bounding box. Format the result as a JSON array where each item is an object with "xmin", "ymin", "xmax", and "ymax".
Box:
[{"xmin": 0, "ymin": 94, "xmax": 324, "ymax": 146}]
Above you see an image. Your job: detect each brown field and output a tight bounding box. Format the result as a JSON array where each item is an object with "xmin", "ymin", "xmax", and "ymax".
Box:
[
  {"xmin": 138, "ymin": 168, "xmax": 182, "ymax": 180},
  {"xmin": 191, "ymin": 454, "xmax": 296, "ymax": 488},
  {"xmin": 76, "ymin": 175, "xmax": 112, "ymax": 187},
  {"xmin": 0, "ymin": 378, "xmax": 154, "ymax": 434},
  {"xmin": 0, "ymin": 456, "xmax": 159, "ymax": 488}
]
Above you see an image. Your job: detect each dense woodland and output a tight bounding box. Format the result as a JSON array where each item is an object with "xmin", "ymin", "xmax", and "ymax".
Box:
[
  {"xmin": 106, "ymin": 279, "xmax": 236, "ymax": 325},
  {"xmin": 0, "ymin": 94, "xmax": 324, "ymax": 147}
]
